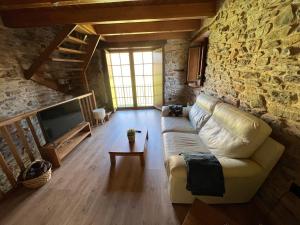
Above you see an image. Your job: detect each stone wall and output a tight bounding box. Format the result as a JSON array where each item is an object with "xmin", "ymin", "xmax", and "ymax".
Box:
[
  {"xmin": 0, "ymin": 21, "xmax": 70, "ymax": 118},
  {"xmin": 0, "ymin": 20, "xmax": 71, "ymax": 193},
  {"xmin": 164, "ymin": 39, "xmax": 194, "ymax": 105},
  {"xmin": 196, "ymin": 0, "xmax": 300, "ymax": 224}
]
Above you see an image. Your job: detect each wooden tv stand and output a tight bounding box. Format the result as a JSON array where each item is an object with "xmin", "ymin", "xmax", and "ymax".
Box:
[{"xmin": 41, "ymin": 122, "xmax": 92, "ymax": 168}]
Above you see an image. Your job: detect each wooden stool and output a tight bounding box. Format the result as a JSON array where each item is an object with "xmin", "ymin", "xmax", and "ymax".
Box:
[{"xmin": 93, "ymin": 108, "xmax": 106, "ymax": 125}]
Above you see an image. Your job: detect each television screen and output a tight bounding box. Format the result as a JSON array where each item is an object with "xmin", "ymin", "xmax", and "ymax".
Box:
[{"xmin": 37, "ymin": 100, "xmax": 84, "ymax": 143}]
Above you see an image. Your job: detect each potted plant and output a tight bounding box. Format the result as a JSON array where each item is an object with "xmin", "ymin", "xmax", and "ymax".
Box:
[{"xmin": 127, "ymin": 129, "xmax": 136, "ymax": 143}]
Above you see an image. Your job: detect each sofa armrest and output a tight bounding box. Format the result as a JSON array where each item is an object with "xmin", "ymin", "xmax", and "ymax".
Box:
[
  {"xmin": 161, "ymin": 106, "xmax": 170, "ymax": 117},
  {"xmin": 168, "ymin": 155, "xmax": 187, "ymax": 178},
  {"xmin": 183, "ymin": 106, "xmax": 191, "ymax": 117},
  {"xmin": 161, "ymin": 106, "xmax": 190, "ymax": 117}
]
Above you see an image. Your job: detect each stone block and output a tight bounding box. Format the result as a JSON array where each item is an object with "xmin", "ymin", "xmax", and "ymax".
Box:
[{"xmin": 273, "ymin": 5, "xmax": 294, "ymax": 27}]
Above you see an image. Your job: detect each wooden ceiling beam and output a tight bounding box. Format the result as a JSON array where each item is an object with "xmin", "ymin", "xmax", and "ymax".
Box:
[
  {"xmin": 99, "ymin": 40, "xmax": 166, "ymax": 50},
  {"xmin": 0, "ymin": 1, "xmax": 216, "ymax": 28},
  {"xmin": 95, "ymin": 19, "xmax": 202, "ymax": 35},
  {"xmin": 104, "ymin": 31, "xmax": 192, "ymax": 42},
  {"xmin": 1, "ymin": 0, "xmax": 215, "ymax": 10}
]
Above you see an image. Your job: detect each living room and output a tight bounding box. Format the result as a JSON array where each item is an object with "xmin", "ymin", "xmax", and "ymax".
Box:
[{"xmin": 0, "ymin": 1, "xmax": 299, "ymax": 225}]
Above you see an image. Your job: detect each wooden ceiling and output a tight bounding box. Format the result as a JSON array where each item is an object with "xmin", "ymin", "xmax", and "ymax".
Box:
[{"xmin": 0, "ymin": 0, "xmax": 217, "ymax": 43}]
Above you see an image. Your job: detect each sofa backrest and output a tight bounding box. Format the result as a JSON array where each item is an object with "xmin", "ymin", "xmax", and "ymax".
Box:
[
  {"xmin": 199, "ymin": 103, "xmax": 272, "ymax": 158},
  {"xmin": 189, "ymin": 94, "xmax": 219, "ymax": 131}
]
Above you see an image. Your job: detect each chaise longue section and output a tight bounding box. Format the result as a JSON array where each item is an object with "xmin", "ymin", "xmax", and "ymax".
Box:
[{"xmin": 161, "ymin": 93, "xmax": 284, "ymax": 204}]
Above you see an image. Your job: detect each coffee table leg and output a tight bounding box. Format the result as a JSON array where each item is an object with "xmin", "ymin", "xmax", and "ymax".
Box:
[
  {"xmin": 110, "ymin": 153, "xmax": 116, "ymax": 165},
  {"xmin": 140, "ymin": 154, "xmax": 145, "ymax": 166}
]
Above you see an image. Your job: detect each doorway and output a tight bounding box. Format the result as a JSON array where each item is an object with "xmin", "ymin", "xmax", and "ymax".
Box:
[{"xmin": 106, "ymin": 49, "xmax": 163, "ymax": 109}]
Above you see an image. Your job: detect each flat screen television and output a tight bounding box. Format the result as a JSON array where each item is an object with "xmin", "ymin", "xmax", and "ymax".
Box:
[{"xmin": 37, "ymin": 100, "xmax": 84, "ymax": 143}]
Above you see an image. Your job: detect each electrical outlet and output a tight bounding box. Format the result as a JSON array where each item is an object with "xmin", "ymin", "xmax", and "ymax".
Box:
[{"xmin": 290, "ymin": 182, "xmax": 300, "ymax": 198}]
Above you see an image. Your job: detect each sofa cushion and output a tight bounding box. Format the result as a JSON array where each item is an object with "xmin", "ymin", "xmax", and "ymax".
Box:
[
  {"xmin": 161, "ymin": 117, "xmax": 196, "ymax": 134},
  {"xmin": 188, "ymin": 94, "xmax": 219, "ymax": 131},
  {"xmin": 163, "ymin": 132, "xmax": 209, "ymax": 161},
  {"xmin": 188, "ymin": 104, "xmax": 210, "ymax": 131},
  {"xmin": 195, "ymin": 93, "xmax": 220, "ymax": 112},
  {"xmin": 199, "ymin": 103, "xmax": 272, "ymax": 159}
]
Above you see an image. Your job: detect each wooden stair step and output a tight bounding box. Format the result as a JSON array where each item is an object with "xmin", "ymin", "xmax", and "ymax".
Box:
[
  {"xmin": 75, "ymin": 25, "xmax": 97, "ymax": 35},
  {"xmin": 67, "ymin": 77, "xmax": 81, "ymax": 80},
  {"xmin": 51, "ymin": 57, "xmax": 84, "ymax": 63},
  {"xmin": 57, "ymin": 47, "xmax": 86, "ymax": 54},
  {"xmin": 64, "ymin": 68, "xmax": 84, "ymax": 71},
  {"xmin": 65, "ymin": 36, "xmax": 88, "ymax": 45}
]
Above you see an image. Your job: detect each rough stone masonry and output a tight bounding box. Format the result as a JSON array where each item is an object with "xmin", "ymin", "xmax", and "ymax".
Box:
[
  {"xmin": 164, "ymin": 39, "xmax": 194, "ymax": 105},
  {"xmin": 195, "ymin": 0, "xmax": 300, "ymax": 224},
  {"xmin": 0, "ymin": 20, "xmax": 70, "ymax": 193}
]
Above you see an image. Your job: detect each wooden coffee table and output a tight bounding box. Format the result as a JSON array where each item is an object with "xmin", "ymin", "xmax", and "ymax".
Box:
[{"xmin": 109, "ymin": 128, "xmax": 148, "ymax": 166}]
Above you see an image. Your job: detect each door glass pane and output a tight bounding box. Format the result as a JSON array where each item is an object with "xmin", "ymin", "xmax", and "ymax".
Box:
[
  {"xmin": 123, "ymin": 77, "xmax": 132, "ymax": 87},
  {"xmin": 134, "ymin": 65, "xmax": 143, "ymax": 75},
  {"xmin": 143, "ymin": 52, "xmax": 152, "ymax": 63},
  {"xmin": 133, "ymin": 51, "xmax": 154, "ymax": 107},
  {"xmin": 120, "ymin": 53, "xmax": 130, "ymax": 64},
  {"xmin": 107, "ymin": 52, "xmax": 133, "ymax": 108},
  {"xmin": 112, "ymin": 66, "xmax": 121, "ymax": 76},
  {"xmin": 133, "ymin": 52, "xmax": 143, "ymax": 64},
  {"xmin": 144, "ymin": 64, "xmax": 152, "ymax": 75},
  {"xmin": 111, "ymin": 53, "xmax": 120, "ymax": 65},
  {"xmin": 121, "ymin": 65, "xmax": 130, "ymax": 76}
]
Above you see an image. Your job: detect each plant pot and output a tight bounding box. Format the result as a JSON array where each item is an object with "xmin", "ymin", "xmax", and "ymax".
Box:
[{"xmin": 128, "ymin": 135, "xmax": 135, "ymax": 143}]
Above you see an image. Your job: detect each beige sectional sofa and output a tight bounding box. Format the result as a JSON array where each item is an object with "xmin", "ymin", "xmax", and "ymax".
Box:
[{"xmin": 161, "ymin": 94, "xmax": 284, "ymax": 204}]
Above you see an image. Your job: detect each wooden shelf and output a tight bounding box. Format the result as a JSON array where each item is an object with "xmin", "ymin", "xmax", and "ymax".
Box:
[
  {"xmin": 41, "ymin": 122, "xmax": 92, "ymax": 168},
  {"xmin": 57, "ymin": 131, "xmax": 91, "ymax": 159}
]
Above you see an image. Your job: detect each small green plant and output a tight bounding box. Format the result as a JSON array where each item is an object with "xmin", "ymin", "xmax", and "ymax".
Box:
[{"xmin": 127, "ymin": 129, "xmax": 136, "ymax": 136}]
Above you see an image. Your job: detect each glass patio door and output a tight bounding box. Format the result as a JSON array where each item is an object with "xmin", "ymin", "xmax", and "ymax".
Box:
[
  {"xmin": 106, "ymin": 50, "xmax": 162, "ymax": 109},
  {"xmin": 106, "ymin": 52, "xmax": 134, "ymax": 108},
  {"xmin": 133, "ymin": 51, "xmax": 154, "ymax": 107}
]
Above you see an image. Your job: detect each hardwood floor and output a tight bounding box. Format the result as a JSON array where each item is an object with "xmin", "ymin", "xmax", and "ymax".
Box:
[{"xmin": 0, "ymin": 109, "xmax": 189, "ymax": 225}]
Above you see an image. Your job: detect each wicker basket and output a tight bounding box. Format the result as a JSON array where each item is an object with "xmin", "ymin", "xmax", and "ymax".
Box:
[{"xmin": 21, "ymin": 160, "xmax": 52, "ymax": 189}]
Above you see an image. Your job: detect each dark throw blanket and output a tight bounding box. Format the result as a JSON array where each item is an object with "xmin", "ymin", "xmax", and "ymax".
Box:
[{"xmin": 181, "ymin": 152, "xmax": 225, "ymax": 196}]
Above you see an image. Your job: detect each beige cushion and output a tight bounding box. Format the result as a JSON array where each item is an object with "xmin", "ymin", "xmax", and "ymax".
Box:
[
  {"xmin": 199, "ymin": 103, "xmax": 272, "ymax": 158},
  {"xmin": 195, "ymin": 93, "xmax": 219, "ymax": 112},
  {"xmin": 161, "ymin": 117, "xmax": 196, "ymax": 134},
  {"xmin": 188, "ymin": 94, "xmax": 219, "ymax": 131},
  {"xmin": 188, "ymin": 104, "xmax": 211, "ymax": 131},
  {"xmin": 162, "ymin": 132, "xmax": 209, "ymax": 170}
]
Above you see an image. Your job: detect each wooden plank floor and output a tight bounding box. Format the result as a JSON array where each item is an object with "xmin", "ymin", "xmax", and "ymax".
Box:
[{"xmin": 0, "ymin": 109, "xmax": 189, "ymax": 225}]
